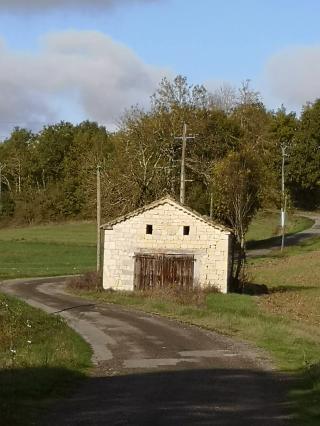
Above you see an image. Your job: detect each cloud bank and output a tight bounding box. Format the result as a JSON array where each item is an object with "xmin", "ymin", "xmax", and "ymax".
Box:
[
  {"xmin": 0, "ymin": 31, "xmax": 167, "ymax": 134},
  {"xmin": 0, "ymin": 0, "xmax": 157, "ymax": 12},
  {"xmin": 265, "ymin": 45, "xmax": 320, "ymax": 109}
]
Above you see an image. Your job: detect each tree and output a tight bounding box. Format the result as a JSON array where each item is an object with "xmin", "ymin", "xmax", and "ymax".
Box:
[
  {"xmin": 210, "ymin": 83, "xmax": 237, "ymax": 114},
  {"xmin": 266, "ymin": 107, "xmax": 297, "ymax": 208},
  {"xmin": 211, "ymin": 146, "xmax": 269, "ymax": 290},
  {"xmin": 287, "ymin": 100, "xmax": 320, "ymax": 208},
  {"xmin": 151, "ymin": 75, "xmax": 211, "ymax": 112}
]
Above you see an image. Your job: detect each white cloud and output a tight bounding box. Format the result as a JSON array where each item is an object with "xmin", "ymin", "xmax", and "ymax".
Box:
[
  {"xmin": 0, "ymin": 0, "xmax": 157, "ymax": 12},
  {"xmin": 265, "ymin": 45, "xmax": 320, "ymax": 109},
  {"xmin": 0, "ymin": 31, "xmax": 168, "ymax": 134}
]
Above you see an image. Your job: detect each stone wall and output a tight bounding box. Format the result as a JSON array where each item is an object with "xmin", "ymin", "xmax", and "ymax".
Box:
[{"xmin": 102, "ymin": 201, "xmax": 231, "ymax": 293}]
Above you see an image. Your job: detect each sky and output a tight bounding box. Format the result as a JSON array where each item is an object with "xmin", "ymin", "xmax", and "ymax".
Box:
[{"xmin": 0, "ymin": 0, "xmax": 320, "ymax": 136}]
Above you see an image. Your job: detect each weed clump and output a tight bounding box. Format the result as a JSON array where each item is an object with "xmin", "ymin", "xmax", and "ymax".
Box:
[
  {"xmin": 136, "ymin": 285, "xmax": 219, "ymax": 308},
  {"xmin": 67, "ymin": 271, "xmax": 102, "ymax": 292}
]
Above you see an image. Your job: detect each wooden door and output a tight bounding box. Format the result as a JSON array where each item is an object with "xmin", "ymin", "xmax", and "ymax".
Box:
[{"xmin": 134, "ymin": 253, "xmax": 194, "ymax": 290}]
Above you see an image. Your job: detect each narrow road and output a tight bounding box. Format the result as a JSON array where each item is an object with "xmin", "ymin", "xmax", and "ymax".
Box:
[
  {"xmin": 1, "ymin": 278, "xmax": 290, "ymax": 426},
  {"xmin": 248, "ymin": 212, "xmax": 320, "ymax": 257}
]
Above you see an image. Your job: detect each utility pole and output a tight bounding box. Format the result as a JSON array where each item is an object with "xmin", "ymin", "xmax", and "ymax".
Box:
[
  {"xmin": 0, "ymin": 163, "xmax": 4, "ymax": 215},
  {"xmin": 96, "ymin": 164, "xmax": 101, "ymax": 273},
  {"xmin": 175, "ymin": 123, "xmax": 195, "ymax": 205},
  {"xmin": 280, "ymin": 144, "xmax": 288, "ymax": 252},
  {"xmin": 0, "ymin": 163, "xmax": 3, "ymax": 201}
]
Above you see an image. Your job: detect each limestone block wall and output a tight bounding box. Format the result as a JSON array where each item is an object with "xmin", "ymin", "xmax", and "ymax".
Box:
[{"xmin": 102, "ymin": 201, "xmax": 231, "ymax": 293}]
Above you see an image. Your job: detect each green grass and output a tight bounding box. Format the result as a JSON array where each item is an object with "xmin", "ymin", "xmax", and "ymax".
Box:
[
  {"xmin": 0, "ymin": 222, "xmax": 96, "ymax": 279},
  {"xmin": 246, "ymin": 211, "xmax": 314, "ymax": 248},
  {"xmin": 0, "ymin": 222, "xmax": 96, "ymax": 245},
  {"xmin": 0, "ymin": 292, "xmax": 92, "ymax": 425}
]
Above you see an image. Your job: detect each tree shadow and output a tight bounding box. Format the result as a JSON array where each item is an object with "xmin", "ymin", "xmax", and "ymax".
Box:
[
  {"xmin": 1, "ymin": 365, "xmax": 306, "ymax": 425},
  {"xmin": 247, "ymin": 231, "xmax": 317, "ymax": 251},
  {"xmin": 38, "ymin": 367, "xmax": 293, "ymax": 426},
  {"xmin": 241, "ymin": 283, "xmax": 317, "ymax": 295},
  {"xmin": 0, "ymin": 366, "xmax": 84, "ymax": 426},
  {"xmin": 269, "ymin": 285, "xmax": 318, "ymax": 294}
]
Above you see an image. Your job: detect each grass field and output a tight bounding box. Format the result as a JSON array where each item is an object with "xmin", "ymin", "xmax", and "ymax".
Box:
[
  {"xmin": 0, "ymin": 292, "xmax": 92, "ymax": 425},
  {"xmin": 0, "ymin": 222, "xmax": 96, "ymax": 279}
]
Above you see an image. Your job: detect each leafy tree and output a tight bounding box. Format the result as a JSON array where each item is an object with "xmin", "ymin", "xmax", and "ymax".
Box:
[
  {"xmin": 211, "ymin": 146, "xmax": 269, "ymax": 290},
  {"xmin": 287, "ymin": 100, "xmax": 320, "ymax": 208},
  {"xmin": 267, "ymin": 107, "xmax": 297, "ymax": 208}
]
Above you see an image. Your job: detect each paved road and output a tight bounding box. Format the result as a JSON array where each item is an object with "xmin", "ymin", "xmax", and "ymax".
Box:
[
  {"xmin": 248, "ymin": 212, "xmax": 320, "ymax": 257},
  {"xmin": 1, "ymin": 277, "xmax": 290, "ymax": 426}
]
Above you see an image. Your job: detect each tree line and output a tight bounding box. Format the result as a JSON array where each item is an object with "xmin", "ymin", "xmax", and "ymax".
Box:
[{"xmin": 1, "ymin": 75, "xmax": 320, "ymax": 230}]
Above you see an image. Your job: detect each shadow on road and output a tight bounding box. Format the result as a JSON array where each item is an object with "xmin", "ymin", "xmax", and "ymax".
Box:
[{"xmin": 34, "ymin": 367, "xmax": 292, "ymax": 426}]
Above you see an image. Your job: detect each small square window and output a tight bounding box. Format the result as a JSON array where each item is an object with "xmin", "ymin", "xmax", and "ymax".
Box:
[
  {"xmin": 183, "ymin": 226, "xmax": 190, "ymax": 236},
  {"xmin": 146, "ymin": 224, "xmax": 153, "ymax": 234}
]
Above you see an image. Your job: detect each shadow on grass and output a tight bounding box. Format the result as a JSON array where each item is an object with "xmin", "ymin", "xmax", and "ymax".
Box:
[
  {"xmin": 0, "ymin": 366, "xmax": 294, "ymax": 426},
  {"xmin": 291, "ymin": 363, "xmax": 320, "ymax": 426},
  {"xmin": 269, "ymin": 285, "xmax": 318, "ymax": 294},
  {"xmin": 0, "ymin": 366, "xmax": 85, "ymax": 426},
  {"xmin": 247, "ymin": 231, "xmax": 317, "ymax": 251}
]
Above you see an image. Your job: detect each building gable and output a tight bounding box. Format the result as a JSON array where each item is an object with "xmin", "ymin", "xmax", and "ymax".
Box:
[{"xmin": 101, "ymin": 196, "xmax": 230, "ymax": 235}]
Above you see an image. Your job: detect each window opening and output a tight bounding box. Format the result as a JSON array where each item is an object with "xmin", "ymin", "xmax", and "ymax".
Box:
[
  {"xmin": 183, "ymin": 226, "xmax": 190, "ymax": 236},
  {"xmin": 146, "ymin": 224, "xmax": 153, "ymax": 234}
]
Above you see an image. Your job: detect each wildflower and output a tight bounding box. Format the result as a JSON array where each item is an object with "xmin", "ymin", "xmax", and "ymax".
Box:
[
  {"xmin": 26, "ymin": 320, "xmax": 32, "ymax": 328},
  {"xmin": 10, "ymin": 349, "xmax": 16, "ymax": 354},
  {"xmin": 27, "ymin": 340, "xmax": 32, "ymax": 344}
]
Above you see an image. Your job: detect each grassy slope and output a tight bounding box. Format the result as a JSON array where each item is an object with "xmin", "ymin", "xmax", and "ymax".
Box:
[
  {"xmin": 0, "ymin": 292, "xmax": 92, "ymax": 425},
  {"xmin": 248, "ymin": 244, "xmax": 320, "ymax": 425}
]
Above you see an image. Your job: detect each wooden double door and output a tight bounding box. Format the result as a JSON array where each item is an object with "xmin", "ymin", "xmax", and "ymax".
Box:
[{"xmin": 134, "ymin": 253, "xmax": 194, "ymax": 291}]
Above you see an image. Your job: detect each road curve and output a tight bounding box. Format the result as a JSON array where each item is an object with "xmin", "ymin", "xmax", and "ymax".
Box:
[
  {"xmin": 1, "ymin": 277, "xmax": 290, "ymax": 426},
  {"xmin": 248, "ymin": 212, "xmax": 320, "ymax": 257}
]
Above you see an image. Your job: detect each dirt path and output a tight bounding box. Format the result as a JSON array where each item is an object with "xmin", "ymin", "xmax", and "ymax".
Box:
[
  {"xmin": 1, "ymin": 277, "xmax": 291, "ymax": 425},
  {"xmin": 248, "ymin": 212, "xmax": 320, "ymax": 257}
]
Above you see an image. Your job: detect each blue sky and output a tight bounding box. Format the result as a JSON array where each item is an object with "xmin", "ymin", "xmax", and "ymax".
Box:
[{"xmin": 0, "ymin": 0, "xmax": 319, "ymax": 135}]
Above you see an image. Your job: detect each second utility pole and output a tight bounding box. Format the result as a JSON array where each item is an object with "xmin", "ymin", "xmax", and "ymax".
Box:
[
  {"xmin": 175, "ymin": 123, "xmax": 195, "ymax": 205},
  {"xmin": 96, "ymin": 164, "xmax": 101, "ymax": 273},
  {"xmin": 280, "ymin": 144, "xmax": 288, "ymax": 252}
]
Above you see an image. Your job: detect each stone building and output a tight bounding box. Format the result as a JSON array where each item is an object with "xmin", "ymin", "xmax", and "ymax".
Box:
[{"xmin": 101, "ymin": 196, "xmax": 232, "ymax": 293}]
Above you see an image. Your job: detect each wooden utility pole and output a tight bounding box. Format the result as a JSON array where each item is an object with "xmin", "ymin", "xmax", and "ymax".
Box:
[
  {"xmin": 96, "ymin": 164, "xmax": 101, "ymax": 273},
  {"xmin": 175, "ymin": 123, "xmax": 195, "ymax": 205},
  {"xmin": 0, "ymin": 163, "xmax": 3, "ymax": 201},
  {"xmin": 280, "ymin": 144, "xmax": 288, "ymax": 252},
  {"xmin": 0, "ymin": 163, "xmax": 4, "ymax": 214}
]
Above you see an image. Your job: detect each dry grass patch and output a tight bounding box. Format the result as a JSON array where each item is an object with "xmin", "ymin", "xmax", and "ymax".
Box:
[{"xmin": 250, "ymin": 251, "xmax": 320, "ymax": 329}]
